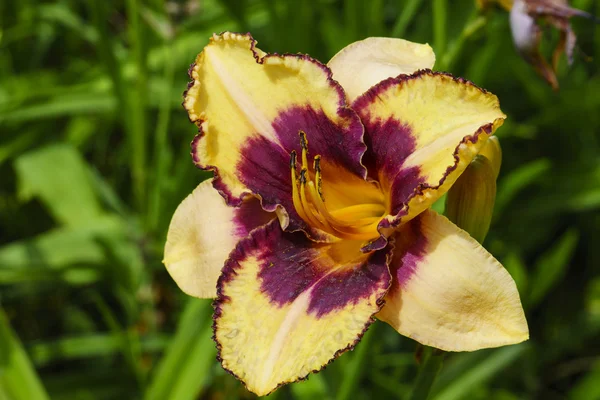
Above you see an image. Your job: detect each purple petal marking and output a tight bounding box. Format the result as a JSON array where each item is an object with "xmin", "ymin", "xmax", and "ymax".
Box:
[
  {"xmin": 307, "ymin": 249, "xmax": 390, "ymax": 317},
  {"xmin": 233, "ymin": 197, "xmax": 275, "ymax": 238},
  {"xmin": 272, "ymin": 106, "xmax": 367, "ymax": 180},
  {"xmin": 388, "ymin": 216, "xmax": 428, "ymax": 294},
  {"xmin": 361, "ymin": 118, "xmax": 416, "ymax": 180},
  {"xmin": 237, "ymin": 134, "xmax": 290, "ymax": 214},
  {"xmin": 217, "ymin": 220, "xmax": 391, "ymax": 318},
  {"xmin": 349, "ymin": 111, "xmax": 425, "ymax": 252},
  {"xmin": 358, "ymin": 115, "xmax": 426, "ymax": 217},
  {"xmin": 236, "ymin": 105, "xmax": 367, "ymax": 235},
  {"xmin": 388, "ymin": 166, "xmax": 423, "ymax": 216},
  {"xmin": 185, "ymin": 33, "xmax": 366, "ymax": 209},
  {"xmin": 353, "ymin": 70, "xmax": 494, "ymax": 252}
]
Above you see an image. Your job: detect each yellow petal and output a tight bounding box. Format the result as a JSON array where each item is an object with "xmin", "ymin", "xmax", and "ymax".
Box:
[
  {"xmin": 214, "ymin": 221, "xmax": 391, "ymax": 395},
  {"xmin": 163, "ymin": 180, "xmax": 273, "ymax": 298},
  {"xmin": 328, "ymin": 37, "xmax": 435, "ymax": 102},
  {"xmin": 184, "ymin": 32, "xmax": 362, "ymax": 208},
  {"xmin": 378, "ymin": 210, "xmax": 528, "ymax": 351},
  {"xmin": 353, "ymin": 71, "xmax": 506, "ymax": 229}
]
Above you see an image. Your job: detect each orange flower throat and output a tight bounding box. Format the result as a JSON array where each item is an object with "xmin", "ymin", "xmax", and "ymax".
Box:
[{"xmin": 290, "ymin": 131, "xmax": 385, "ymax": 241}]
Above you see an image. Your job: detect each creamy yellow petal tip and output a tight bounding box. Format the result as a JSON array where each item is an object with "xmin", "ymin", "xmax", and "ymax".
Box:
[
  {"xmin": 328, "ymin": 37, "xmax": 435, "ymax": 102},
  {"xmin": 378, "ymin": 210, "xmax": 528, "ymax": 352},
  {"xmin": 163, "ymin": 180, "xmax": 273, "ymax": 298}
]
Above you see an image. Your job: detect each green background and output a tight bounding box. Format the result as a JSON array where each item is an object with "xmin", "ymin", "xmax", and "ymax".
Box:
[{"xmin": 1, "ymin": 0, "xmax": 599, "ymax": 399}]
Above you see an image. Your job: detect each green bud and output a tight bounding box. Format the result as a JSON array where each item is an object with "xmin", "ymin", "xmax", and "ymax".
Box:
[
  {"xmin": 445, "ymin": 154, "xmax": 497, "ymax": 244},
  {"xmin": 478, "ymin": 135, "xmax": 502, "ymax": 178}
]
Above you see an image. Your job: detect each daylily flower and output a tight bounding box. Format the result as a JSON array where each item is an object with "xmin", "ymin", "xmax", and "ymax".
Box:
[{"xmin": 163, "ymin": 32, "xmax": 528, "ymax": 396}]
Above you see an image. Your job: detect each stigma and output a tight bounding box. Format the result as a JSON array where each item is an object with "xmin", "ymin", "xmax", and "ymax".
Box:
[{"xmin": 290, "ymin": 131, "xmax": 385, "ymax": 241}]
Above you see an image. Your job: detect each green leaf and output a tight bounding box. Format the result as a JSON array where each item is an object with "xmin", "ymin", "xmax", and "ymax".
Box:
[
  {"xmin": 495, "ymin": 159, "xmax": 551, "ymax": 216},
  {"xmin": 145, "ymin": 299, "xmax": 215, "ymax": 400},
  {"xmin": 0, "ymin": 93, "xmax": 116, "ymax": 123},
  {"xmin": 0, "ymin": 216, "xmax": 122, "ymax": 270},
  {"xmin": 28, "ymin": 333, "xmax": 168, "ymax": 367},
  {"xmin": 292, "ymin": 373, "xmax": 330, "ymax": 400},
  {"xmin": 0, "ymin": 309, "xmax": 50, "ymax": 400},
  {"xmin": 432, "ymin": 345, "xmax": 528, "ymax": 400},
  {"xmin": 569, "ymin": 360, "xmax": 600, "ymax": 400},
  {"xmin": 501, "ymin": 251, "xmax": 529, "ymax": 299},
  {"xmin": 14, "ymin": 144, "xmax": 104, "ymax": 227},
  {"xmin": 528, "ymin": 229, "xmax": 579, "ymax": 308},
  {"xmin": 409, "ymin": 347, "xmax": 445, "ymax": 400},
  {"xmin": 0, "ymin": 215, "xmax": 141, "ymax": 289},
  {"xmin": 391, "ymin": 0, "xmax": 425, "ymax": 38},
  {"xmin": 335, "ymin": 325, "xmax": 377, "ymax": 400}
]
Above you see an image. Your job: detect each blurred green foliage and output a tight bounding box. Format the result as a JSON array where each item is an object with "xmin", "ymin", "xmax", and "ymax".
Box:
[{"xmin": 1, "ymin": 0, "xmax": 599, "ymax": 399}]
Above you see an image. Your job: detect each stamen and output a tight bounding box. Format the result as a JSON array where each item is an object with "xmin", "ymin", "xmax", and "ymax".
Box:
[
  {"xmin": 313, "ymin": 155, "xmax": 324, "ymax": 200},
  {"xmin": 290, "ymin": 149, "xmax": 297, "ymax": 170},
  {"xmin": 290, "ymin": 151, "xmax": 311, "ymax": 224},
  {"xmin": 299, "ymin": 131, "xmax": 309, "ymax": 170},
  {"xmin": 289, "ymin": 131, "xmax": 385, "ymax": 241},
  {"xmin": 306, "ymin": 182, "xmax": 335, "ymax": 230},
  {"xmin": 329, "ymin": 203, "xmax": 387, "ymax": 220},
  {"xmin": 299, "ymin": 168, "xmax": 326, "ymax": 229},
  {"xmin": 307, "ymin": 180, "xmax": 379, "ymax": 237}
]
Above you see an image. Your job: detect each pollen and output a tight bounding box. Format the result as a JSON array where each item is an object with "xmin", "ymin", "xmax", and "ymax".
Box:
[{"xmin": 290, "ymin": 131, "xmax": 385, "ymax": 241}]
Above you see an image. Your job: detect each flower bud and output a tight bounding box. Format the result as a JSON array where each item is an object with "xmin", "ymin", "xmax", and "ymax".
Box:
[
  {"xmin": 478, "ymin": 135, "xmax": 502, "ymax": 178},
  {"xmin": 445, "ymin": 154, "xmax": 497, "ymax": 244}
]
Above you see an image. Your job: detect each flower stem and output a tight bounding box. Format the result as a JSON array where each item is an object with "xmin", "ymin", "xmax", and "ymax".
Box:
[{"xmin": 408, "ymin": 347, "xmax": 445, "ymax": 400}]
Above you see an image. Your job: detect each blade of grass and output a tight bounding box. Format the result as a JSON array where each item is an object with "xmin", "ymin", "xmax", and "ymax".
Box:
[
  {"xmin": 409, "ymin": 347, "xmax": 445, "ymax": 400},
  {"xmin": 495, "ymin": 159, "xmax": 551, "ymax": 216},
  {"xmin": 432, "ymin": 344, "xmax": 528, "ymax": 400},
  {"xmin": 0, "ymin": 308, "xmax": 50, "ymax": 400},
  {"xmin": 28, "ymin": 333, "xmax": 168, "ymax": 367},
  {"xmin": 145, "ymin": 299, "xmax": 215, "ymax": 400},
  {"xmin": 391, "ymin": 0, "xmax": 425, "ymax": 38},
  {"xmin": 148, "ymin": 34, "xmax": 175, "ymax": 233},
  {"xmin": 87, "ymin": 0, "xmax": 146, "ymax": 212},
  {"xmin": 569, "ymin": 360, "xmax": 600, "ymax": 400},
  {"xmin": 344, "ymin": 0, "xmax": 360, "ymax": 42},
  {"xmin": 440, "ymin": 12, "xmax": 486, "ymax": 71},
  {"xmin": 432, "ymin": 0, "xmax": 447, "ymax": 58},
  {"xmin": 291, "ymin": 373, "xmax": 330, "ymax": 400},
  {"xmin": 89, "ymin": 292, "xmax": 145, "ymax": 388},
  {"xmin": 366, "ymin": 0, "xmax": 384, "ymax": 37},
  {"xmin": 125, "ymin": 0, "xmax": 148, "ymax": 213},
  {"xmin": 528, "ymin": 229, "xmax": 579, "ymax": 308},
  {"xmin": 335, "ymin": 324, "xmax": 377, "ymax": 400}
]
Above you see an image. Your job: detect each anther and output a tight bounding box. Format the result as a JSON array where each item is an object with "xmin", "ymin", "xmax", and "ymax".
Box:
[
  {"xmin": 299, "ymin": 131, "xmax": 308, "ymax": 149},
  {"xmin": 299, "ymin": 168, "xmax": 307, "ymax": 184},
  {"xmin": 290, "ymin": 150, "xmax": 297, "ymax": 170},
  {"xmin": 313, "ymin": 155, "xmax": 321, "ymax": 171},
  {"xmin": 299, "ymin": 131, "xmax": 309, "ymax": 169}
]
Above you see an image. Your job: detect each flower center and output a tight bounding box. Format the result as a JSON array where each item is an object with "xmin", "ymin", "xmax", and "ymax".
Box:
[{"xmin": 290, "ymin": 131, "xmax": 385, "ymax": 241}]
